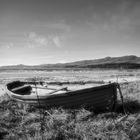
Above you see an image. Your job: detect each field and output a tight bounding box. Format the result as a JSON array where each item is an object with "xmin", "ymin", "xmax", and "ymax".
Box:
[{"xmin": 0, "ymin": 69, "xmax": 140, "ymax": 140}]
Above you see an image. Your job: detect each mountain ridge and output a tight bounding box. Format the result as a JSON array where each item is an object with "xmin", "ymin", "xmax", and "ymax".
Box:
[{"xmin": 1, "ymin": 55, "xmax": 140, "ymax": 70}]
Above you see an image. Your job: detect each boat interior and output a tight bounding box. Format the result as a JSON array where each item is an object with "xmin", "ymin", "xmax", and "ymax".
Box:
[{"xmin": 7, "ymin": 81, "xmax": 70, "ymax": 96}]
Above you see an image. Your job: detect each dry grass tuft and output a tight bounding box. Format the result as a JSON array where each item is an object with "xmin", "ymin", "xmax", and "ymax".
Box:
[{"xmin": 0, "ymin": 81, "xmax": 140, "ymax": 139}]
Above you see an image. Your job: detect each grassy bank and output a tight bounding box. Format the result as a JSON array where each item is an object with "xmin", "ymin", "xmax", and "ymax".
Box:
[{"xmin": 0, "ymin": 82, "xmax": 140, "ymax": 140}]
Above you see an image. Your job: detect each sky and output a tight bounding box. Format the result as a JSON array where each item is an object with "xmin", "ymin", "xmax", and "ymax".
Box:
[{"xmin": 0, "ymin": 0, "xmax": 140, "ymax": 66}]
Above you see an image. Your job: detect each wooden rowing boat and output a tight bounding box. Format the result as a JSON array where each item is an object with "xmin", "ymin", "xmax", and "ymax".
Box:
[{"xmin": 6, "ymin": 81, "xmax": 118, "ymax": 111}]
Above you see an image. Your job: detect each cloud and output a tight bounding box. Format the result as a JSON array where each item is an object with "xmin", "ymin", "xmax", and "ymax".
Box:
[
  {"xmin": 27, "ymin": 32, "xmax": 48, "ymax": 48},
  {"xmin": 26, "ymin": 32, "xmax": 63, "ymax": 48},
  {"xmin": 52, "ymin": 36, "xmax": 62, "ymax": 48},
  {"xmin": 0, "ymin": 42, "xmax": 14, "ymax": 49}
]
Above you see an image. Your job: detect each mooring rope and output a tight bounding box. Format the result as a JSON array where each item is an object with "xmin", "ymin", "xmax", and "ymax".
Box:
[{"xmin": 117, "ymin": 83, "xmax": 127, "ymax": 115}]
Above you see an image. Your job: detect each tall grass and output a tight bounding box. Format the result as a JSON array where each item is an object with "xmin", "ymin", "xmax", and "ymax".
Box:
[{"xmin": 0, "ymin": 81, "xmax": 140, "ymax": 140}]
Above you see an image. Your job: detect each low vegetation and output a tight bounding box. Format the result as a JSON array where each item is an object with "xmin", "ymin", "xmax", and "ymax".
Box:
[{"xmin": 0, "ymin": 81, "xmax": 140, "ymax": 140}]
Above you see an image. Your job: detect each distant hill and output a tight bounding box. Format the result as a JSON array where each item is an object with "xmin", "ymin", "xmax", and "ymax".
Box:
[{"xmin": 1, "ymin": 55, "xmax": 140, "ymax": 70}]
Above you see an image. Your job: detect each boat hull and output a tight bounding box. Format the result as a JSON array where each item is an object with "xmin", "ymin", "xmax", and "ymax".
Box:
[{"xmin": 6, "ymin": 81, "xmax": 117, "ymax": 111}]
